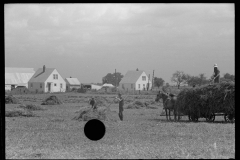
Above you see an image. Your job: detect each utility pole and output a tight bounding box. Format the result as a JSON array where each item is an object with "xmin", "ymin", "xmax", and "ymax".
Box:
[
  {"xmin": 115, "ymin": 69, "xmax": 117, "ymax": 88},
  {"xmin": 152, "ymin": 70, "xmax": 154, "ymax": 90},
  {"xmin": 147, "ymin": 74, "xmax": 150, "ymax": 91}
]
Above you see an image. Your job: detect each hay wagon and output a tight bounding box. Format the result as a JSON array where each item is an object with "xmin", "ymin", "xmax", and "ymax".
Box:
[{"xmin": 187, "ymin": 112, "xmax": 235, "ymax": 122}]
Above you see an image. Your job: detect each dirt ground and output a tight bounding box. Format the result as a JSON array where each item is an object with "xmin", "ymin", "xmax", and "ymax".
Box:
[{"xmin": 5, "ymin": 93, "xmax": 235, "ymax": 159}]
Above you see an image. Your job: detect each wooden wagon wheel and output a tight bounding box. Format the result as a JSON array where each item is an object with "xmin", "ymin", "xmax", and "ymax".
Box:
[
  {"xmin": 224, "ymin": 114, "xmax": 235, "ymax": 123},
  {"xmin": 206, "ymin": 113, "xmax": 215, "ymax": 122}
]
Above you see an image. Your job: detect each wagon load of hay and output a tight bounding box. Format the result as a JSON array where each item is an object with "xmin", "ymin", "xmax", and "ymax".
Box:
[
  {"xmin": 73, "ymin": 106, "xmax": 119, "ymax": 122},
  {"xmin": 175, "ymin": 81, "xmax": 235, "ymax": 119},
  {"xmin": 5, "ymin": 95, "xmax": 20, "ymax": 104},
  {"xmin": 41, "ymin": 95, "xmax": 63, "ymax": 105}
]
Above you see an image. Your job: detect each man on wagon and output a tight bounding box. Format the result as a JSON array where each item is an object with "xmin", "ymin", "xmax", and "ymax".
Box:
[{"xmin": 211, "ymin": 64, "xmax": 220, "ymax": 84}]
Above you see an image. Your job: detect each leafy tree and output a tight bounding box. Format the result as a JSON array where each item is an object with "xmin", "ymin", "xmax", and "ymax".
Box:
[
  {"xmin": 221, "ymin": 73, "xmax": 235, "ymax": 82},
  {"xmin": 171, "ymin": 71, "xmax": 188, "ymax": 89},
  {"xmin": 154, "ymin": 77, "xmax": 165, "ymax": 88},
  {"xmin": 102, "ymin": 72, "xmax": 123, "ymax": 86},
  {"xmin": 186, "ymin": 73, "xmax": 209, "ymax": 86}
]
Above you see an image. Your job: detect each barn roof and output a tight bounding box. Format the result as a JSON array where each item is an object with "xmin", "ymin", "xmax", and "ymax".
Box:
[
  {"xmin": 120, "ymin": 70, "xmax": 145, "ymax": 83},
  {"xmin": 5, "ymin": 67, "xmax": 35, "ymax": 85},
  {"xmin": 65, "ymin": 78, "xmax": 81, "ymax": 85},
  {"xmin": 28, "ymin": 68, "xmax": 55, "ymax": 83}
]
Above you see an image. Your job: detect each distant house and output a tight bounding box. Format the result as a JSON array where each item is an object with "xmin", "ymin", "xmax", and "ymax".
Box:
[
  {"xmin": 119, "ymin": 70, "xmax": 152, "ymax": 91},
  {"xmin": 5, "ymin": 67, "xmax": 35, "ymax": 91},
  {"xmin": 28, "ymin": 65, "xmax": 66, "ymax": 93},
  {"xmin": 65, "ymin": 77, "xmax": 81, "ymax": 91},
  {"xmin": 91, "ymin": 84, "xmax": 102, "ymax": 90}
]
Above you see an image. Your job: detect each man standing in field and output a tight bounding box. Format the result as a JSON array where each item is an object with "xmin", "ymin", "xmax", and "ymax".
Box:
[
  {"xmin": 115, "ymin": 93, "xmax": 124, "ymax": 121},
  {"xmin": 211, "ymin": 64, "xmax": 220, "ymax": 83},
  {"xmin": 89, "ymin": 97, "xmax": 97, "ymax": 110}
]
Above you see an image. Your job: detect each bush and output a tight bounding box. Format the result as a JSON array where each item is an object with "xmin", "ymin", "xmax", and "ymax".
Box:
[
  {"xmin": 5, "ymin": 95, "xmax": 20, "ymax": 104},
  {"xmin": 77, "ymin": 88, "xmax": 87, "ymax": 93}
]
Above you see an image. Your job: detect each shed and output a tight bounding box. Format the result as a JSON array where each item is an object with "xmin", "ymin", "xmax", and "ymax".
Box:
[{"xmin": 65, "ymin": 77, "xmax": 81, "ymax": 91}]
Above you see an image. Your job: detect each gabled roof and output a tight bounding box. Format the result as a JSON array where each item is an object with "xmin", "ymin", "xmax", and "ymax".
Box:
[
  {"xmin": 102, "ymin": 83, "xmax": 114, "ymax": 87},
  {"xmin": 65, "ymin": 78, "xmax": 80, "ymax": 85},
  {"xmin": 5, "ymin": 67, "xmax": 35, "ymax": 85},
  {"xmin": 28, "ymin": 68, "xmax": 55, "ymax": 83},
  {"xmin": 120, "ymin": 70, "xmax": 145, "ymax": 83}
]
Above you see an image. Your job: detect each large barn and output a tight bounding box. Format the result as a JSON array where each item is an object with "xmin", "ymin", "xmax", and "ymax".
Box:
[
  {"xmin": 28, "ymin": 65, "xmax": 66, "ymax": 93},
  {"xmin": 119, "ymin": 70, "xmax": 152, "ymax": 91},
  {"xmin": 5, "ymin": 67, "xmax": 35, "ymax": 91}
]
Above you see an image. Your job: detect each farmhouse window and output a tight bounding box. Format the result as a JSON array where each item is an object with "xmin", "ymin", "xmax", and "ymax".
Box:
[
  {"xmin": 53, "ymin": 74, "xmax": 55, "ymax": 79},
  {"xmin": 142, "ymin": 76, "xmax": 146, "ymax": 81},
  {"xmin": 31, "ymin": 83, "xmax": 33, "ymax": 88},
  {"xmin": 143, "ymin": 84, "xmax": 145, "ymax": 88},
  {"xmin": 56, "ymin": 74, "xmax": 58, "ymax": 79},
  {"xmin": 60, "ymin": 83, "xmax": 62, "ymax": 88},
  {"xmin": 54, "ymin": 83, "xmax": 57, "ymax": 86},
  {"xmin": 40, "ymin": 83, "xmax": 42, "ymax": 88},
  {"xmin": 138, "ymin": 84, "xmax": 140, "ymax": 88}
]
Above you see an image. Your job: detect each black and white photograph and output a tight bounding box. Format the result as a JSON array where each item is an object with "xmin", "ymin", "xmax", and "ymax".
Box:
[{"xmin": 5, "ymin": 3, "xmax": 235, "ymax": 159}]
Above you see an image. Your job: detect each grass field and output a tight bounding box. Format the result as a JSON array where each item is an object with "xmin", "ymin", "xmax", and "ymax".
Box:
[{"xmin": 5, "ymin": 92, "xmax": 235, "ymax": 159}]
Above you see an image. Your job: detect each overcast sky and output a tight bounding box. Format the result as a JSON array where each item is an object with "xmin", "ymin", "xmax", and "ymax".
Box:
[{"xmin": 5, "ymin": 3, "xmax": 235, "ymax": 84}]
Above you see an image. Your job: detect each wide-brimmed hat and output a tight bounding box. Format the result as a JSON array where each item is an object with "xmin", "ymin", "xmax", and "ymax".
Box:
[{"xmin": 213, "ymin": 64, "xmax": 218, "ymax": 67}]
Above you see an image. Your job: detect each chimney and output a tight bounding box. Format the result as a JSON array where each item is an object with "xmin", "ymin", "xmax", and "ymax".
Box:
[
  {"xmin": 70, "ymin": 76, "xmax": 72, "ymax": 78},
  {"xmin": 136, "ymin": 68, "xmax": 139, "ymax": 71},
  {"xmin": 43, "ymin": 65, "xmax": 45, "ymax": 72}
]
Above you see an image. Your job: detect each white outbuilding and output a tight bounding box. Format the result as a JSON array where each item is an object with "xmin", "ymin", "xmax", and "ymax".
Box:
[
  {"xmin": 65, "ymin": 77, "xmax": 81, "ymax": 91},
  {"xmin": 5, "ymin": 67, "xmax": 35, "ymax": 91}
]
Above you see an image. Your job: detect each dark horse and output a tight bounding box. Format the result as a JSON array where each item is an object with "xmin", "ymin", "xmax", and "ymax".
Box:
[{"xmin": 155, "ymin": 91, "xmax": 180, "ymax": 121}]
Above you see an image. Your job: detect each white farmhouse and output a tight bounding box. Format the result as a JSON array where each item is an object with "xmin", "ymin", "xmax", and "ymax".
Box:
[
  {"xmin": 119, "ymin": 70, "xmax": 152, "ymax": 91},
  {"xmin": 28, "ymin": 65, "xmax": 66, "ymax": 93}
]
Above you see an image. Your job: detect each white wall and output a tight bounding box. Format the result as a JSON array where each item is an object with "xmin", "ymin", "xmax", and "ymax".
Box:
[
  {"xmin": 135, "ymin": 72, "xmax": 152, "ymax": 90},
  {"xmin": 45, "ymin": 69, "xmax": 66, "ymax": 92}
]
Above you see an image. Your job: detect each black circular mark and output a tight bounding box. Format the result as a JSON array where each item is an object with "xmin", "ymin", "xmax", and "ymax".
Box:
[{"xmin": 84, "ymin": 119, "xmax": 106, "ymax": 141}]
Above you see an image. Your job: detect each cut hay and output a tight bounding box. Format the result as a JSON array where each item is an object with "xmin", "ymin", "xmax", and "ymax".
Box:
[
  {"xmin": 126, "ymin": 100, "xmax": 156, "ymax": 109},
  {"xmin": 5, "ymin": 95, "xmax": 20, "ymax": 104},
  {"xmin": 175, "ymin": 82, "xmax": 235, "ymax": 119},
  {"xmin": 41, "ymin": 95, "xmax": 62, "ymax": 105},
  {"xmin": 73, "ymin": 106, "xmax": 119, "ymax": 122},
  {"xmin": 5, "ymin": 109, "xmax": 35, "ymax": 117},
  {"xmin": 18, "ymin": 104, "xmax": 45, "ymax": 111}
]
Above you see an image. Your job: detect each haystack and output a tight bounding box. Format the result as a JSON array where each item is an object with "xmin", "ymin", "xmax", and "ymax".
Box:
[
  {"xmin": 41, "ymin": 95, "xmax": 62, "ymax": 105},
  {"xmin": 126, "ymin": 100, "xmax": 147, "ymax": 109},
  {"xmin": 73, "ymin": 106, "xmax": 119, "ymax": 122},
  {"xmin": 5, "ymin": 95, "xmax": 20, "ymax": 104},
  {"xmin": 175, "ymin": 82, "xmax": 235, "ymax": 118}
]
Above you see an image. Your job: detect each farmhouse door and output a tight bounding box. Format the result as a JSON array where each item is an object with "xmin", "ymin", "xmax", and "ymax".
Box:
[{"xmin": 48, "ymin": 83, "xmax": 51, "ymax": 92}]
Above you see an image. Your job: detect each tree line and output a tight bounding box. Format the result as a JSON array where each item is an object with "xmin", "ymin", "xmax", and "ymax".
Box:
[{"xmin": 101, "ymin": 70, "xmax": 235, "ymax": 89}]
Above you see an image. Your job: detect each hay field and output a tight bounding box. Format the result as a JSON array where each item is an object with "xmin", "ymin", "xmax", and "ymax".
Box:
[{"xmin": 6, "ymin": 93, "xmax": 235, "ymax": 159}]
